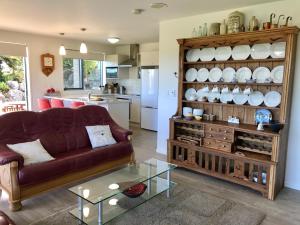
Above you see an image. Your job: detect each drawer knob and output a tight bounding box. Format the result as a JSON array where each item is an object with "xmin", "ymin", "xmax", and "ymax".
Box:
[
  {"xmin": 208, "ymin": 142, "xmax": 211, "ymax": 144},
  {"xmin": 210, "ymin": 128, "xmax": 213, "ymax": 131},
  {"xmin": 224, "ymin": 130, "xmax": 228, "ymax": 133},
  {"xmin": 209, "ymin": 134, "xmax": 212, "ymax": 137},
  {"xmin": 222, "ymin": 145, "xmax": 226, "ymax": 148},
  {"xmin": 223, "ymin": 137, "xmax": 227, "ymax": 140}
]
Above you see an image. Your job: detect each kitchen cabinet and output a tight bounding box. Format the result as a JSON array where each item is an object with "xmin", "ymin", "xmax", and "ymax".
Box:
[
  {"xmin": 130, "ymin": 96, "xmax": 141, "ymax": 123},
  {"xmin": 105, "ymin": 54, "xmax": 128, "ymax": 66},
  {"xmin": 140, "ymin": 51, "xmax": 159, "ymax": 66}
]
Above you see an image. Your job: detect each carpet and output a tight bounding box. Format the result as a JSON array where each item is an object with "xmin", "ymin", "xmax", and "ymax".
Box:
[{"xmin": 30, "ymin": 178, "xmax": 265, "ymax": 225}]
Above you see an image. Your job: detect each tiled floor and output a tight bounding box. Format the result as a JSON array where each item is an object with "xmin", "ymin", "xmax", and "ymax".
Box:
[{"xmin": 1, "ymin": 125, "xmax": 300, "ymax": 225}]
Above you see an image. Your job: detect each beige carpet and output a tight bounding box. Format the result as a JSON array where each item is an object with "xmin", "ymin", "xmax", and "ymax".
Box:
[{"xmin": 30, "ymin": 175, "xmax": 265, "ymax": 225}]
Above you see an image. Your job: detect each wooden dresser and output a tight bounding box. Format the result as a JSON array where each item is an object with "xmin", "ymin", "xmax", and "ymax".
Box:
[{"xmin": 168, "ymin": 27, "xmax": 299, "ymax": 200}]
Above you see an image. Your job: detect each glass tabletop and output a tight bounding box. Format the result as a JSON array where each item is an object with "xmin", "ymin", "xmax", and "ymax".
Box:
[{"xmin": 69, "ymin": 158, "xmax": 177, "ymax": 204}]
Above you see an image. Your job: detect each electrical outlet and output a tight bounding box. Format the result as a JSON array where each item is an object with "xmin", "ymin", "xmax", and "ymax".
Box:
[{"xmin": 168, "ymin": 90, "xmax": 176, "ymax": 97}]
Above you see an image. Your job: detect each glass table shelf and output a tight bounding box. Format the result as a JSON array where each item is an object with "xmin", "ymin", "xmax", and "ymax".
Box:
[
  {"xmin": 70, "ymin": 177, "xmax": 175, "ymax": 225},
  {"xmin": 68, "ymin": 158, "xmax": 177, "ymax": 225}
]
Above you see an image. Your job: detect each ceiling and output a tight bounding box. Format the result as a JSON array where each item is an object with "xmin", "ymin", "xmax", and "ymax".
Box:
[{"xmin": 0, "ymin": 0, "xmax": 278, "ymax": 44}]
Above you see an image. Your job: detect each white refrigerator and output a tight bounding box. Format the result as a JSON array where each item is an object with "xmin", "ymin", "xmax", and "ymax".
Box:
[{"xmin": 141, "ymin": 67, "xmax": 159, "ymax": 131}]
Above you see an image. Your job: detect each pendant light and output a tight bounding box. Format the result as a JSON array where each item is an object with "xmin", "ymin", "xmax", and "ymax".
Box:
[
  {"xmin": 80, "ymin": 28, "xmax": 88, "ymax": 54},
  {"xmin": 59, "ymin": 33, "xmax": 66, "ymax": 56}
]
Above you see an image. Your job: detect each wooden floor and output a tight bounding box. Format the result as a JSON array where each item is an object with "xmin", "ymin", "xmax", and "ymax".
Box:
[{"xmin": 1, "ymin": 124, "xmax": 300, "ymax": 225}]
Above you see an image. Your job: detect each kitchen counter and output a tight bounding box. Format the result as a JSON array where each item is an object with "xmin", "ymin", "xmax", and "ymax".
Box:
[{"xmin": 45, "ymin": 95, "xmax": 130, "ymax": 129}]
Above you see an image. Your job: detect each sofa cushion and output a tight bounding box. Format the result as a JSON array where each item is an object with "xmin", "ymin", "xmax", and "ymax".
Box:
[
  {"xmin": 18, "ymin": 141, "xmax": 133, "ymax": 186},
  {"xmin": 39, "ymin": 128, "xmax": 91, "ymax": 156},
  {"xmin": 86, "ymin": 125, "xmax": 116, "ymax": 148},
  {"xmin": 7, "ymin": 139, "xmax": 54, "ymax": 166}
]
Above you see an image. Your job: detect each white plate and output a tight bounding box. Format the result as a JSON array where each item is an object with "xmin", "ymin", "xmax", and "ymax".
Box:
[
  {"xmin": 220, "ymin": 91, "xmax": 233, "ymax": 104},
  {"xmin": 264, "ymin": 91, "xmax": 281, "ymax": 107},
  {"xmin": 199, "ymin": 47, "xmax": 215, "ymax": 61},
  {"xmin": 208, "ymin": 91, "xmax": 221, "ymax": 102},
  {"xmin": 197, "ymin": 68, "xmax": 209, "ymax": 82},
  {"xmin": 222, "ymin": 67, "xmax": 236, "ymax": 82},
  {"xmin": 236, "ymin": 67, "xmax": 252, "ymax": 83},
  {"xmin": 197, "ymin": 88, "xmax": 209, "ymax": 100},
  {"xmin": 185, "ymin": 68, "xmax": 197, "ymax": 82},
  {"xmin": 271, "ymin": 42, "xmax": 286, "ymax": 58},
  {"xmin": 232, "ymin": 45, "xmax": 251, "ymax": 60},
  {"xmin": 251, "ymin": 43, "xmax": 271, "ymax": 59},
  {"xmin": 186, "ymin": 49, "xmax": 201, "ymax": 62},
  {"xmin": 248, "ymin": 91, "xmax": 264, "ymax": 106},
  {"xmin": 233, "ymin": 93, "xmax": 248, "ymax": 105},
  {"xmin": 215, "ymin": 46, "xmax": 232, "ymax": 61},
  {"xmin": 271, "ymin": 65, "xmax": 284, "ymax": 83},
  {"xmin": 185, "ymin": 88, "xmax": 197, "ymax": 101},
  {"xmin": 209, "ymin": 67, "xmax": 222, "ymax": 82},
  {"xmin": 253, "ymin": 67, "xmax": 271, "ymax": 83}
]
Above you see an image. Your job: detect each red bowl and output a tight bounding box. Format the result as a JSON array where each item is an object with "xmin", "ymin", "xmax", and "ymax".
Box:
[{"xmin": 122, "ymin": 183, "xmax": 147, "ymax": 198}]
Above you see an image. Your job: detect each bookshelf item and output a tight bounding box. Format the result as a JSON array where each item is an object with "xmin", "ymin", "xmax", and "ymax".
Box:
[{"xmin": 168, "ymin": 27, "xmax": 299, "ymax": 200}]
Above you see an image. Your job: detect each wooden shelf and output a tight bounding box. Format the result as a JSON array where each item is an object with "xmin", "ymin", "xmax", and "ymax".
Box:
[
  {"xmin": 237, "ymin": 146, "xmax": 272, "ymax": 156},
  {"xmin": 184, "ymin": 58, "xmax": 285, "ymax": 65},
  {"xmin": 183, "ymin": 81, "xmax": 283, "ymax": 86},
  {"xmin": 170, "ymin": 26, "xmax": 299, "ymax": 200},
  {"xmin": 171, "ymin": 139, "xmax": 273, "ymax": 164},
  {"xmin": 172, "ymin": 118, "xmax": 280, "ymax": 137},
  {"xmin": 182, "ymin": 100, "xmax": 280, "ymax": 110},
  {"xmin": 237, "ymin": 136, "xmax": 272, "ymax": 145}
]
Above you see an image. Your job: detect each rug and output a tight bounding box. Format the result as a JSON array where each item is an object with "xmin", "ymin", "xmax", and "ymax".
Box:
[{"xmin": 30, "ymin": 179, "xmax": 265, "ymax": 225}]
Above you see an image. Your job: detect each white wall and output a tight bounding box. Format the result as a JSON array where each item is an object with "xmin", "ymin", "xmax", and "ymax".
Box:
[
  {"xmin": 0, "ymin": 30, "xmax": 115, "ymax": 110},
  {"xmin": 157, "ymin": 0, "xmax": 300, "ymax": 190}
]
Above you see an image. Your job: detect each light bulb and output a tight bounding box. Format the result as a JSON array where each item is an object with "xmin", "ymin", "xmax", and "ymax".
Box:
[
  {"xmin": 59, "ymin": 45, "xmax": 66, "ymax": 56},
  {"xmin": 80, "ymin": 42, "xmax": 88, "ymax": 54}
]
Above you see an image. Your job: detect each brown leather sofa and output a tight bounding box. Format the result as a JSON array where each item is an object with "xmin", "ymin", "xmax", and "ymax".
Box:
[
  {"xmin": 0, "ymin": 211, "xmax": 15, "ymax": 225},
  {"xmin": 0, "ymin": 105, "xmax": 134, "ymax": 211}
]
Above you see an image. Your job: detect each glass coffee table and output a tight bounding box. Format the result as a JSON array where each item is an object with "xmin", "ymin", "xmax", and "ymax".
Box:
[{"xmin": 69, "ymin": 158, "xmax": 177, "ymax": 225}]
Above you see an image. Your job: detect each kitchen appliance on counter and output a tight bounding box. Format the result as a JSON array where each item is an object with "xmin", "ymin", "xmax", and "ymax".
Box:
[
  {"xmin": 118, "ymin": 85, "xmax": 126, "ymax": 95},
  {"xmin": 141, "ymin": 66, "xmax": 159, "ymax": 131}
]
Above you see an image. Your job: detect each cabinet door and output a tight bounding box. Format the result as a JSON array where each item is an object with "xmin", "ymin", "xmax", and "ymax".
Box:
[
  {"xmin": 140, "ymin": 51, "xmax": 159, "ymax": 66},
  {"xmin": 130, "ymin": 96, "xmax": 141, "ymax": 123}
]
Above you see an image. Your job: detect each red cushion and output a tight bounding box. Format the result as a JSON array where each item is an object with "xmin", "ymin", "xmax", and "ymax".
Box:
[
  {"xmin": 50, "ymin": 99, "xmax": 64, "ymax": 108},
  {"xmin": 18, "ymin": 141, "xmax": 133, "ymax": 186},
  {"xmin": 37, "ymin": 98, "xmax": 51, "ymax": 110},
  {"xmin": 71, "ymin": 101, "xmax": 85, "ymax": 108}
]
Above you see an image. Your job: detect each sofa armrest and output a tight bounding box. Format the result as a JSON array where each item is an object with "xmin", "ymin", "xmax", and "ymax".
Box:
[
  {"xmin": 0, "ymin": 144, "xmax": 24, "ymax": 168},
  {"xmin": 110, "ymin": 124, "xmax": 133, "ymax": 142}
]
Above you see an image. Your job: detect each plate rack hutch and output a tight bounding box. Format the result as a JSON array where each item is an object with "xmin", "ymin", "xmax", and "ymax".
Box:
[{"xmin": 168, "ymin": 27, "xmax": 299, "ymax": 200}]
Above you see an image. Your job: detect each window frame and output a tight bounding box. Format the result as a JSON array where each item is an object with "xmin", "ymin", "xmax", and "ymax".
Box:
[{"xmin": 63, "ymin": 58, "xmax": 103, "ymax": 90}]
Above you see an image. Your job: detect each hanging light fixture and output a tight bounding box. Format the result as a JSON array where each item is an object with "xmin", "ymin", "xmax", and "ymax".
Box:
[
  {"xmin": 80, "ymin": 28, "xmax": 88, "ymax": 54},
  {"xmin": 59, "ymin": 33, "xmax": 66, "ymax": 56},
  {"xmin": 107, "ymin": 37, "xmax": 120, "ymax": 44}
]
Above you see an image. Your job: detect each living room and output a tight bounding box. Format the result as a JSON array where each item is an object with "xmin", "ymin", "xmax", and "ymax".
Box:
[{"xmin": 0, "ymin": 0, "xmax": 300, "ymax": 225}]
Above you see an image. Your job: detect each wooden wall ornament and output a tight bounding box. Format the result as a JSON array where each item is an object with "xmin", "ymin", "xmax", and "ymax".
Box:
[{"xmin": 41, "ymin": 53, "xmax": 55, "ymax": 76}]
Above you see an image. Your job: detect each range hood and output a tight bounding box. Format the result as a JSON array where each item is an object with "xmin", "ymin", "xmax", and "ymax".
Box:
[{"xmin": 118, "ymin": 44, "xmax": 139, "ymax": 67}]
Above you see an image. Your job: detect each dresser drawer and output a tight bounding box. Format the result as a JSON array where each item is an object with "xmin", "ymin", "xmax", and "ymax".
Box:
[
  {"xmin": 202, "ymin": 138, "xmax": 232, "ymax": 152},
  {"xmin": 205, "ymin": 125, "xmax": 234, "ymax": 134},
  {"xmin": 205, "ymin": 132, "xmax": 234, "ymax": 142}
]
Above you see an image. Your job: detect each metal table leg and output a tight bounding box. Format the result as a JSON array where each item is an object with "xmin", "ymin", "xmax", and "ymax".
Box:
[
  {"xmin": 167, "ymin": 170, "xmax": 171, "ymax": 198},
  {"xmin": 98, "ymin": 201, "xmax": 103, "ymax": 225}
]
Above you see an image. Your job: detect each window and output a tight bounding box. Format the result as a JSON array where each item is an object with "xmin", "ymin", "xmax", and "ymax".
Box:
[
  {"xmin": 63, "ymin": 58, "xmax": 103, "ymax": 90},
  {"xmin": 0, "ymin": 55, "xmax": 28, "ymax": 114}
]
